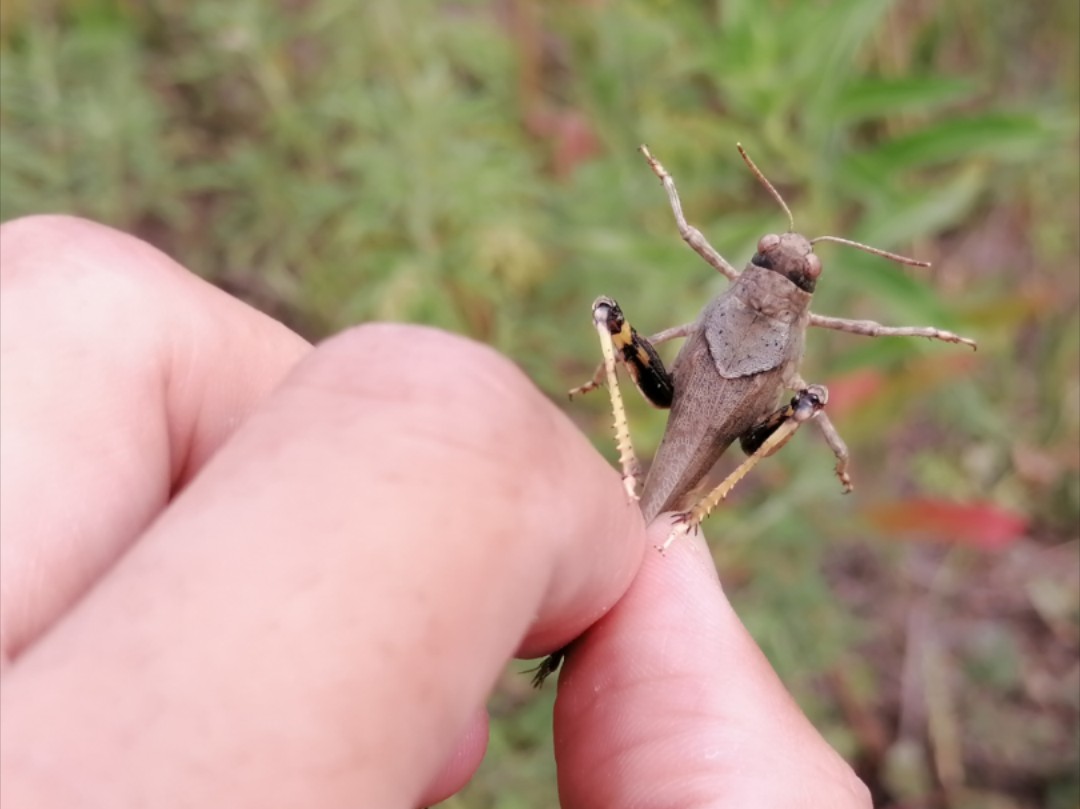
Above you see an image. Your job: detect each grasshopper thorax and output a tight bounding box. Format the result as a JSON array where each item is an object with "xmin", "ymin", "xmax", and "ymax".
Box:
[{"xmin": 750, "ymin": 232, "xmax": 822, "ymax": 294}]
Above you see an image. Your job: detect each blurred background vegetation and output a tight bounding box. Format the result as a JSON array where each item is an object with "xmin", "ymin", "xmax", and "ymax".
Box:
[{"xmin": 2, "ymin": 0, "xmax": 1077, "ymax": 806}]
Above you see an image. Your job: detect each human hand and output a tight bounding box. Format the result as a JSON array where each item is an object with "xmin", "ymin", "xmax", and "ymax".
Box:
[{"xmin": 0, "ymin": 216, "xmax": 869, "ymax": 807}]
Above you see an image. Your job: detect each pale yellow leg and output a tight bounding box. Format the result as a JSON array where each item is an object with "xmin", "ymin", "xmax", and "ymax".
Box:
[
  {"xmin": 658, "ymin": 419, "xmax": 801, "ymax": 551},
  {"xmin": 593, "ymin": 303, "xmax": 640, "ymax": 501},
  {"xmin": 658, "ymin": 385, "xmax": 828, "ymax": 551}
]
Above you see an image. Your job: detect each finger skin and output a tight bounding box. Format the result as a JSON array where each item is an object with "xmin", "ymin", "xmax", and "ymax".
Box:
[
  {"xmin": 0, "ymin": 323, "xmax": 647, "ymax": 808},
  {"xmin": 418, "ymin": 709, "xmax": 490, "ymax": 805},
  {"xmin": 0, "ymin": 215, "xmax": 311, "ymax": 663},
  {"xmin": 554, "ymin": 520, "xmax": 871, "ymax": 809},
  {"xmin": 0, "ymin": 216, "xmax": 554, "ymax": 806}
]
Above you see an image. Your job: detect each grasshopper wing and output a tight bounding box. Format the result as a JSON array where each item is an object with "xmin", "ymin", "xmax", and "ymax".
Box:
[
  {"xmin": 639, "ymin": 325, "xmax": 781, "ymax": 522},
  {"xmin": 639, "ymin": 273, "xmax": 811, "ymax": 522}
]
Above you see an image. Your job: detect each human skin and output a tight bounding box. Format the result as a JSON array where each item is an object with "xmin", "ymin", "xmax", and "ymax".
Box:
[{"xmin": 0, "ymin": 215, "xmax": 870, "ymax": 808}]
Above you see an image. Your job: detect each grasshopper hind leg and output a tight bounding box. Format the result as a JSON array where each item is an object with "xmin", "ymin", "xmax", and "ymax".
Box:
[
  {"xmin": 526, "ymin": 647, "xmax": 566, "ymax": 689},
  {"xmin": 659, "ymin": 385, "xmax": 830, "ymax": 551},
  {"xmin": 579, "ymin": 296, "xmax": 678, "ymax": 500},
  {"xmin": 591, "ymin": 297, "xmax": 642, "ymax": 499},
  {"xmin": 569, "ymin": 319, "xmax": 691, "ymax": 402},
  {"xmin": 532, "ymin": 299, "xmax": 679, "ymax": 688}
]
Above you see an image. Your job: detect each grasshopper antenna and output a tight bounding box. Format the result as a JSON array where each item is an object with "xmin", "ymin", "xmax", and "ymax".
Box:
[
  {"xmin": 810, "ymin": 235, "xmax": 931, "ymax": 268},
  {"xmin": 737, "ymin": 143, "xmax": 930, "ymax": 269},
  {"xmin": 737, "ymin": 142, "xmax": 795, "ymax": 233}
]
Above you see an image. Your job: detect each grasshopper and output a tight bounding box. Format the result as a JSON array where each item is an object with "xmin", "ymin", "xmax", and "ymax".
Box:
[
  {"xmin": 528, "ymin": 381, "xmax": 828, "ymax": 687},
  {"xmin": 577, "ymin": 144, "xmax": 975, "ymax": 548},
  {"xmin": 529, "ymin": 144, "xmax": 975, "ymax": 688}
]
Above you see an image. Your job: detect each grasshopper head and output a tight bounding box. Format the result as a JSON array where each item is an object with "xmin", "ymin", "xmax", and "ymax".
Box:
[{"xmin": 751, "ymin": 232, "xmax": 821, "ymax": 293}]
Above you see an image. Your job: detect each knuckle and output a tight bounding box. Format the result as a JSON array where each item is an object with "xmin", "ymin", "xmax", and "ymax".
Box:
[
  {"xmin": 303, "ymin": 324, "xmax": 559, "ymax": 461},
  {"xmin": 0, "ymin": 214, "xmax": 182, "ymax": 297}
]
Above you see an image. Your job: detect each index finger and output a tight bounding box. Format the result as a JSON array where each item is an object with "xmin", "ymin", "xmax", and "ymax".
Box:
[
  {"xmin": 0, "ymin": 215, "xmax": 311, "ymax": 662},
  {"xmin": 1, "ymin": 323, "xmax": 648, "ymax": 808}
]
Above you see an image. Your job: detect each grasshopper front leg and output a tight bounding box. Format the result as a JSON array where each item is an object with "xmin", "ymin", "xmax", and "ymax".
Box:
[
  {"xmin": 639, "ymin": 145, "xmax": 741, "ymax": 281},
  {"xmin": 659, "ymin": 385, "xmax": 829, "ymax": 551}
]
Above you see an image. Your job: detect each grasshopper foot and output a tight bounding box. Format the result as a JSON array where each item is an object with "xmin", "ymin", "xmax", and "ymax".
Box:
[
  {"xmin": 526, "ymin": 647, "xmax": 566, "ymax": 689},
  {"xmin": 568, "ymin": 378, "xmax": 602, "ymax": 400},
  {"xmin": 657, "ymin": 512, "xmax": 698, "ymax": 553},
  {"xmin": 837, "ymin": 464, "xmax": 854, "ymax": 493}
]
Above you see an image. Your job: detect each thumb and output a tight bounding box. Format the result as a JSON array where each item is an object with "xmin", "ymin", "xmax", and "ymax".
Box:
[{"xmin": 552, "ymin": 517, "xmax": 870, "ymax": 808}]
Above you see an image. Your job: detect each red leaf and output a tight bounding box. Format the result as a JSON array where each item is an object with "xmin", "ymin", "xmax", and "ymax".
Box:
[
  {"xmin": 824, "ymin": 353, "xmax": 979, "ymax": 422},
  {"xmin": 524, "ymin": 108, "xmax": 601, "ymax": 179},
  {"xmin": 822, "ymin": 368, "xmax": 887, "ymax": 420},
  {"xmin": 866, "ymin": 499, "xmax": 1029, "ymax": 550}
]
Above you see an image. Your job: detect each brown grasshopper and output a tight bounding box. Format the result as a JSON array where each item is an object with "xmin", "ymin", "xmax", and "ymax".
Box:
[
  {"xmin": 577, "ymin": 144, "xmax": 975, "ymax": 547},
  {"xmin": 528, "ymin": 144, "xmax": 975, "ymax": 687},
  {"xmin": 529, "ymin": 381, "xmax": 827, "ymax": 688}
]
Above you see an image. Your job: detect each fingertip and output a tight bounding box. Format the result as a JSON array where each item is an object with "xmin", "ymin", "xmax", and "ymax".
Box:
[
  {"xmin": 417, "ymin": 708, "xmax": 489, "ymax": 806},
  {"xmin": 552, "ymin": 515, "xmax": 731, "ymax": 698},
  {"xmin": 0, "ymin": 215, "xmax": 309, "ymax": 662},
  {"xmin": 553, "ymin": 517, "xmax": 867, "ymax": 807}
]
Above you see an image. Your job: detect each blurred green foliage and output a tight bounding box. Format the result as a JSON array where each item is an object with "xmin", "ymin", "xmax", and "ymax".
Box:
[{"xmin": 3, "ymin": 0, "xmax": 1077, "ymax": 806}]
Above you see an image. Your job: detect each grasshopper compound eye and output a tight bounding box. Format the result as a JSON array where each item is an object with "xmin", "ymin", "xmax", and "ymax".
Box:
[
  {"xmin": 757, "ymin": 233, "xmax": 782, "ymax": 254},
  {"xmin": 804, "ymin": 252, "xmax": 822, "ymax": 281}
]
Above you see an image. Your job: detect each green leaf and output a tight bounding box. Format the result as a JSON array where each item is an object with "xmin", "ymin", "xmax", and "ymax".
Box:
[
  {"xmin": 858, "ymin": 166, "xmax": 986, "ymax": 245},
  {"xmin": 819, "ymin": 251, "xmax": 964, "ymax": 330},
  {"xmin": 855, "ymin": 113, "xmax": 1052, "ymax": 171},
  {"xmin": 831, "ymin": 76, "xmax": 978, "ymax": 123}
]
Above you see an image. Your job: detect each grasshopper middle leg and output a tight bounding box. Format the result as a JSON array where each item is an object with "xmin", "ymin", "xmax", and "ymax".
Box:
[
  {"xmin": 808, "ymin": 312, "xmax": 976, "ymax": 349},
  {"xmin": 788, "ymin": 373, "xmax": 853, "ymax": 492}
]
